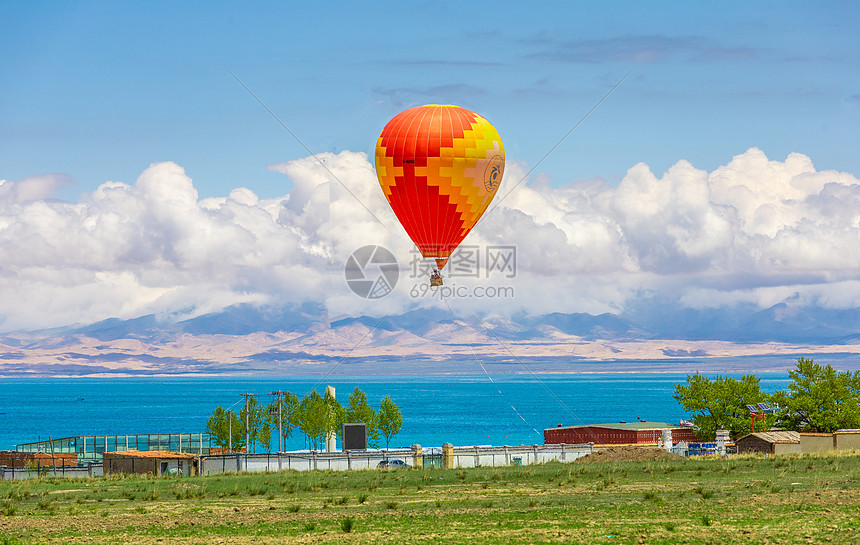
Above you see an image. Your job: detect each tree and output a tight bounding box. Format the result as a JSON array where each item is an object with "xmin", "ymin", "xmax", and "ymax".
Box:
[
  {"xmin": 345, "ymin": 387, "xmax": 380, "ymax": 448},
  {"xmin": 772, "ymin": 358, "xmax": 860, "ymax": 433},
  {"xmin": 377, "ymin": 395, "xmax": 403, "ymax": 450},
  {"xmin": 265, "ymin": 391, "xmax": 299, "ymax": 452},
  {"xmin": 240, "ymin": 396, "xmax": 265, "ymax": 454},
  {"xmin": 258, "ymin": 422, "xmax": 273, "ymax": 453},
  {"xmin": 674, "ymin": 373, "xmax": 770, "ymax": 440},
  {"xmin": 323, "ymin": 388, "xmax": 346, "ymax": 446},
  {"xmin": 206, "ymin": 406, "xmax": 244, "ymax": 451},
  {"xmin": 296, "ymin": 390, "xmax": 328, "ymax": 450}
]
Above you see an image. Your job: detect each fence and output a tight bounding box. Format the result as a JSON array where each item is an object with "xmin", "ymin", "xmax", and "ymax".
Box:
[
  {"xmin": 202, "ymin": 444, "xmax": 593, "ymax": 475},
  {"xmin": 445, "ymin": 444, "xmax": 592, "ymax": 468},
  {"xmin": 202, "ymin": 449, "xmax": 414, "ymax": 475},
  {"xmin": 2, "ymin": 444, "xmax": 594, "ymax": 479},
  {"xmin": 0, "ymin": 463, "xmax": 103, "ymax": 481}
]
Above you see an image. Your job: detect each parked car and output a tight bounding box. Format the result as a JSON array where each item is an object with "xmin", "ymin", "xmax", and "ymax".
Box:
[{"xmin": 377, "ymin": 459, "xmax": 409, "ymax": 469}]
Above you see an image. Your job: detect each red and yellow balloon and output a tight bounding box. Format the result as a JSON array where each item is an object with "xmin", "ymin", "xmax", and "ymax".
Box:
[{"xmin": 375, "ymin": 105, "xmax": 505, "ymax": 271}]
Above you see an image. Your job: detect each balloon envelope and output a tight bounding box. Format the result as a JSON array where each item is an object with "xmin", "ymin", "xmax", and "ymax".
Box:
[{"xmin": 375, "ymin": 104, "xmax": 505, "ymax": 270}]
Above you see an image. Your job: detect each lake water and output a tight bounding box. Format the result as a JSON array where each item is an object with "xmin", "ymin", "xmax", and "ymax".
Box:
[{"xmin": 0, "ymin": 373, "xmax": 792, "ymax": 451}]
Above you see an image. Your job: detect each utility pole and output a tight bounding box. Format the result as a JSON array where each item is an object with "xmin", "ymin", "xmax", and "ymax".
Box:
[
  {"xmin": 270, "ymin": 390, "xmax": 287, "ymax": 452},
  {"xmin": 241, "ymin": 393, "xmax": 254, "ymax": 454},
  {"xmin": 227, "ymin": 410, "xmax": 233, "ymax": 454}
]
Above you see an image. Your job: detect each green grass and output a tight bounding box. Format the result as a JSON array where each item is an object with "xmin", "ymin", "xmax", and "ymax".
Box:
[{"xmin": 0, "ymin": 451, "xmax": 859, "ymax": 544}]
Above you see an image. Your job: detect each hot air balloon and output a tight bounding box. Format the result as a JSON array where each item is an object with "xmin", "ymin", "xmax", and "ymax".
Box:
[{"xmin": 375, "ymin": 104, "xmax": 505, "ymax": 286}]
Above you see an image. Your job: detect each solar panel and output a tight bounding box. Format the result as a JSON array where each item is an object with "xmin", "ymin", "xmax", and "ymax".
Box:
[
  {"xmin": 746, "ymin": 404, "xmax": 758, "ymax": 412},
  {"xmin": 757, "ymin": 403, "xmax": 769, "ymax": 411}
]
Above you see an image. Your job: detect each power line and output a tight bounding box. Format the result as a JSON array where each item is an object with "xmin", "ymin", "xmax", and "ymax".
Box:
[
  {"xmin": 441, "ymin": 297, "xmax": 602, "ymax": 445},
  {"xmin": 439, "ymin": 293, "xmax": 540, "ymax": 437}
]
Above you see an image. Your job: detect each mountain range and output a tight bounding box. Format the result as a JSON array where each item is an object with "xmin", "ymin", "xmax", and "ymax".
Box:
[{"xmin": 0, "ymin": 301, "xmax": 858, "ymax": 377}]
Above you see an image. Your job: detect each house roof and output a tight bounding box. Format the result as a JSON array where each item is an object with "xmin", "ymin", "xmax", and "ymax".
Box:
[
  {"xmin": 556, "ymin": 422, "xmax": 680, "ymax": 431},
  {"xmin": 102, "ymin": 450, "xmax": 196, "ymax": 459},
  {"xmin": 739, "ymin": 431, "xmax": 800, "ymax": 444}
]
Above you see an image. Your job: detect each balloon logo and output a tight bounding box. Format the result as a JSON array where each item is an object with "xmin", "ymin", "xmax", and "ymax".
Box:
[
  {"xmin": 484, "ymin": 155, "xmax": 504, "ymax": 192},
  {"xmin": 375, "ymin": 105, "xmax": 505, "ymax": 272}
]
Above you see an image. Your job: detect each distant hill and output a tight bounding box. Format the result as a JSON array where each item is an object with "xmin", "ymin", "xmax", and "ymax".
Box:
[{"xmin": 1, "ymin": 300, "xmax": 858, "ymax": 377}]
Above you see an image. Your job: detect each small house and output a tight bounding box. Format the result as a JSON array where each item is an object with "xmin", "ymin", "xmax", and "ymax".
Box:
[
  {"xmin": 736, "ymin": 431, "xmax": 801, "ymax": 455},
  {"xmin": 103, "ymin": 450, "xmax": 198, "ymax": 476}
]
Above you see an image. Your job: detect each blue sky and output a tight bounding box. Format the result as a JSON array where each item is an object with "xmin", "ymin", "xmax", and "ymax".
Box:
[
  {"xmin": 3, "ymin": 1, "xmax": 858, "ymax": 200},
  {"xmin": 2, "ymin": 1, "xmax": 860, "ymax": 332}
]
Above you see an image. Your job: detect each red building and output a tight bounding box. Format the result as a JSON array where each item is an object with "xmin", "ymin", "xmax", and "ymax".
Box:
[
  {"xmin": 544, "ymin": 422, "xmax": 699, "ymax": 446},
  {"xmin": 0, "ymin": 451, "xmax": 77, "ymax": 468}
]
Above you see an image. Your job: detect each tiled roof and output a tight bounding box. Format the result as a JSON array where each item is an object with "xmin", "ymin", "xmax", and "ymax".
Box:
[
  {"xmin": 563, "ymin": 422, "xmax": 675, "ymax": 431},
  {"xmin": 743, "ymin": 431, "xmax": 800, "ymax": 444}
]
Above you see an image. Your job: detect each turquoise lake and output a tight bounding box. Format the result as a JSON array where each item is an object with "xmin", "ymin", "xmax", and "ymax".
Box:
[{"xmin": 0, "ymin": 373, "xmax": 792, "ymax": 451}]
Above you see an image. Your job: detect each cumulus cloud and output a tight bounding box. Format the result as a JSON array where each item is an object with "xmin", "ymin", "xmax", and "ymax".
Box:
[
  {"xmin": 0, "ymin": 173, "xmax": 74, "ymax": 202},
  {"xmin": 0, "ymin": 148, "xmax": 859, "ymax": 331}
]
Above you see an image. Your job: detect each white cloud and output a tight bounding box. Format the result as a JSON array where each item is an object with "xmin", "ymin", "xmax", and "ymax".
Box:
[
  {"xmin": 0, "ymin": 173, "xmax": 74, "ymax": 203},
  {"xmin": 1, "ymin": 148, "xmax": 859, "ymax": 331}
]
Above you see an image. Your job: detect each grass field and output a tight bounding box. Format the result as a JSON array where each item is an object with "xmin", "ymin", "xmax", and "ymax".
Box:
[{"xmin": 1, "ymin": 451, "xmax": 858, "ymax": 544}]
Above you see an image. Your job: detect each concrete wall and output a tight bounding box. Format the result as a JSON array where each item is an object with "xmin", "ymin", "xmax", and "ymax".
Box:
[
  {"xmin": 798, "ymin": 431, "xmax": 860, "ymax": 453},
  {"xmin": 5, "ymin": 444, "xmax": 594, "ymax": 479},
  {"xmin": 446, "ymin": 444, "xmax": 591, "ymax": 468},
  {"xmin": 800, "ymin": 434, "xmax": 834, "ymax": 453},
  {"xmin": 773, "ymin": 442, "xmax": 802, "ymax": 455},
  {"xmin": 834, "ymin": 431, "xmax": 860, "ymax": 450},
  {"xmin": 202, "ymin": 444, "xmax": 593, "ymax": 475},
  {"xmin": 203, "ymin": 450, "xmax": 414, "ymax": 475}
]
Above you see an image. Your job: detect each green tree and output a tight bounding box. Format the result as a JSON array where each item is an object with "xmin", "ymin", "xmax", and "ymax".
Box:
[
  {"xmin": 377, "ymin": 395, "xmax": 403, "ymax": 450},
  {"xmin": 258, "ymin": 422, "xmax": 273, "ymax": 453},
  {"xmin": 265, "ymin": 391, "xmax": 299, "ymax": 451},
  {"xmin": 324, "ymin": 388, "xmax": 346, "ymax": 445},
  {"xmin": 674, "ymin": 373, "xmax": 770, "ymax": 440},
  {"xmin": 240, "ymin": 396, "xmax": 265, "ymax": 454},
  {"xmin": 296, "ymin": 390, "xmax": 328, "ymax": 450},
  {"xmin": 205, "ymin": 406, "xmax": 245, "ymax": 451},
  {"xmin": 344, "ymin": 387, "xmax": 380, "ymax": 448},
  {"xmin": 772, "ymin": 357, "xmax": 860, "ymax": 432}
]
